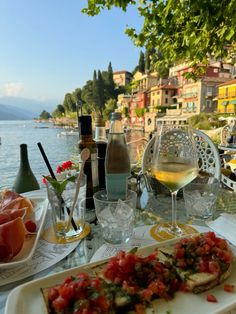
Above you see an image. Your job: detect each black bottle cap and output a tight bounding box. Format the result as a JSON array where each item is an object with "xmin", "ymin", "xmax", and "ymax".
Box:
[{"xmin": 78, "ymin": 115, "xmax": 92, "ymax": 135}]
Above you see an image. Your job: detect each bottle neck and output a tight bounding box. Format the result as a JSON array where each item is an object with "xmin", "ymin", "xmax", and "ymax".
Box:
[
  {"xmin": 80, "ymin": 134, "xmax": 94, "ymax": 142},
  {"xmin": 94, "ymin": 127, "xmax": 107, "ymax": 142},
  {"xmin": 20, "ymin": 145, "xmax": 30, "ymax": 168},
  {"xmin": 109, "ymin": 120, "xmax": 123, "ymax": 134}
]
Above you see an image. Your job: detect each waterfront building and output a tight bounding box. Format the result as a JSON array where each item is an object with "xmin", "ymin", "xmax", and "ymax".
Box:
[
  {"xmin": 129, "ymin": 90, "xmax": 148, "ymax": 126},
  {"xmin": 148, "ymin": 82, "xmax": 178, "ymax": 113},
  {"xmin": 113, "ymin": 70, "xmax": 133, "ymax": 86},
  {"xmin": 117, "ymin": 94, "xmax": 132, "ymax": 124},
  {"xmin": 217, "ymin": 79, "xmax": 236, "ymax": 113},
  {"xmin": 170, "ymin": 62, "xmax": 232, "ymax": 115},
  {"xmin": 132, "ymin": 71, "xmax": 159, "ymax": 92}
]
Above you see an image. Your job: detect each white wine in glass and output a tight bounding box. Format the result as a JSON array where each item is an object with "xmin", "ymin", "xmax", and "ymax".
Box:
[{"xmin": 151, "ymin": 124, "xmax": 198, "ymax": 235}]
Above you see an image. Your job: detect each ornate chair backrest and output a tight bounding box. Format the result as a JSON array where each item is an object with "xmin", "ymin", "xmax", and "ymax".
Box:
[
  {"xmin": 220, "ymin": 124, "xmax": 230, "ymax": 146},
  {"xmin": 142, "ymin": 128, "xmax": 221, "ymax": 180}
]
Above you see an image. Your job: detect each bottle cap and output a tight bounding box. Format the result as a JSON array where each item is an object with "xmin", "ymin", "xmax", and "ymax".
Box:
[
  {"xmin": 78, "ymin": 115, "xmax": 92, "ymax": 135},
  {"xmin": 110, "ymin": 112, "xmax": 122, "ymax": 121}
]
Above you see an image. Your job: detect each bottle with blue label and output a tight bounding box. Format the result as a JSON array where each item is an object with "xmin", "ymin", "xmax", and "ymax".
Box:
[{"xmin": 105, "ymin": 112, "xmax": 130, "ymax": 200}]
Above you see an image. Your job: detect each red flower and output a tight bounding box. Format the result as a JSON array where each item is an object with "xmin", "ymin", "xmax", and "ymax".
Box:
[
  {"xmin": 42, "ymin": 177, "xmax": 47, "ymax": 185},
  {"xmin": 57, "ymin": 165, "xmax": 63, "ymax": 174},
  {"xmin": 61, "ymin": 161, "xmax": 73, "ymax": 170}
]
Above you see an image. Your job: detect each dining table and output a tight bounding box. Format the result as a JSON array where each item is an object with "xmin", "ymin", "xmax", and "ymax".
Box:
[{"xmin": 1, "ymin": 184, "xmax": 236, "ymax": 314}]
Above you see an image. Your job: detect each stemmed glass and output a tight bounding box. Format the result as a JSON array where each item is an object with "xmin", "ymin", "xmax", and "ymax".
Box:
[{"xmin": 150, "ymin": 124, "xmax": 199, "ymax": 235}]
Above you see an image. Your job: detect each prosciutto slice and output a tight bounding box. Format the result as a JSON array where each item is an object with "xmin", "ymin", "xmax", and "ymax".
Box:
[{"xmin": 0, "ymin": 190, "xmax": 33, "ymax": 218}]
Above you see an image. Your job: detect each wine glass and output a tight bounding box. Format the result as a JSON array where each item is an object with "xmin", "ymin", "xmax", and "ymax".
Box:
[{"xmin": 150, "ymin": 124, "xmax": 199, "ymax": 235}]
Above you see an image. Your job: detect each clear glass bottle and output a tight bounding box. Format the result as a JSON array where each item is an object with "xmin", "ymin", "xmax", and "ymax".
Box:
[
  {"xmin": 105, "ymin": 112, "xmax": 131, "ymax": 200},
  {"xmin": 78, "ymin": 115, "xmax": 99, "ymax": 220},
  {"xmin": 12, "ymin": 144, "xmax": 40, "ymax": 193},
  {"xmin": 94, "ymin": 115, "xmax": 107, "ymax": 190}
]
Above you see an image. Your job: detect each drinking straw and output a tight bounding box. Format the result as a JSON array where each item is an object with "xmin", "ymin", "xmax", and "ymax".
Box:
[{"xmin": 37, "ymin": 142, "xmax": 78, "ymax": 231}]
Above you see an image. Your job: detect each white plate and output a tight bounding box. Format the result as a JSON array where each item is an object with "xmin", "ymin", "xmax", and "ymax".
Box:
[
  {"xmin": 0, "ymin": 190, "xmax": 48, "ymax": 269},
  {"xmin": 5, "ymin": 238, "xmax": 236, "ymax": 314}
]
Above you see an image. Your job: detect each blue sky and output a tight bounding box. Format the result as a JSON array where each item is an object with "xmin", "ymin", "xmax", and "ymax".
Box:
[{"xmin": 0, "ymin": 0, "xmax": 142, "ymax": 105}]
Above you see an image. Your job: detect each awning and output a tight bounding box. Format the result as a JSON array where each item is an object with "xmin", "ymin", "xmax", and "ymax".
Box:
[
  {"xmin": 221, "ymin": 101, "xmax": 229, "ymax": 106},
  {"xmin": 229, "ymin": 99, "xmax": 236, "ymax": 105}
]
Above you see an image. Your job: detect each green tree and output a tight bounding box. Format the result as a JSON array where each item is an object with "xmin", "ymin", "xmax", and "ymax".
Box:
[
  {"xmin": 72, "ymin": 88, "xmax": 84, "ymax": 114},
  {"xmin": 97, "ymin": 70, "xmax": 105, "ymax": 114},
  {"xmin": 52, "ymin": 104, "xmax": 65, "ymax": 118},
  {"xmin": 104, "ymin": 62, "xmax": 116, "ymax": 100},
  {"xmin": 39, "ymin": 110, "xmax": 51, "ymax": 119},
  {"xmin": 145, "ymin": 49, "xmax": 151, "ymax": 73},
  {"xmin": 63, "ymin": 93, "xmax": 76, "ymax": 112},
  {"xmin": 103, "ymin": 98, "xmax": 117, "ymax": 121},
  {"xmin": 138, "ymin": 51, "xmax": 145, "ymax": 73},
  {"xmin": 81, "ymin": 80, "xmax": 95, "ymax": 114},
  {"xmin": 82, "ymin": 1, "xmax": 236, "ymax": 73}
]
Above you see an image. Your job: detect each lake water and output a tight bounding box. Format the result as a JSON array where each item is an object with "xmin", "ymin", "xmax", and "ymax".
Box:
[{"xmin": 0, "ymin": 120, "xmax": 147, "ymax": 191}]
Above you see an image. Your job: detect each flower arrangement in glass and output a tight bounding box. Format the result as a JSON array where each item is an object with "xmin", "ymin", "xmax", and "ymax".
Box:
[
  {"xmin": 44, "ymin": 160, "xmax": 86, "ymax": 242},
  {"xmin": 43, "ymin": 160, "xmax": 79, "ymax": 187}
]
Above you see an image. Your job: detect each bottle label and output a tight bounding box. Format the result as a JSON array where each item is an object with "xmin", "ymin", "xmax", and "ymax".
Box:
[
  {"xmin": 79, "ymin": 152, "xmax": 99, "ymax": 189},
  {"xmin": 106, "ymin": 173, "xmax": 130, "ymax": 200}
]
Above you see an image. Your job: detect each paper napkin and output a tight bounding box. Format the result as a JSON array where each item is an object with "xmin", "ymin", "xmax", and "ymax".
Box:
[{"xmin": 206, "ymin": 214, "xmax": 236, "ymax": 247}]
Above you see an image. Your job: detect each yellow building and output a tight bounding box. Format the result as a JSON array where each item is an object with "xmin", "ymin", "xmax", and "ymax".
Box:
[
  {"xmin": 113, "ymin": 71, "xmax": 133, "ymax": 86},
  {"xmin": 132, "ymin": 71, "xmax": 159, "ymax": 92},
  {"xmin": 148, "ymin": 83, "xmax": 177, "ymax": 112},
  {"xmin": 217, "ymin": 79, "xmax": 236, "ymax": 113}
]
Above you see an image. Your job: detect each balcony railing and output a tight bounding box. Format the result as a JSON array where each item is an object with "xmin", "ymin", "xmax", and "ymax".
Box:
[{"xmin": 181, "ymin": 92, "xmax": 198, "ymax": 99}]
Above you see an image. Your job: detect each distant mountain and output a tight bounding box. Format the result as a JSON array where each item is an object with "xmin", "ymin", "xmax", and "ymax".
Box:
[
  {"xmin": 0, "ymin": 104, "xmax": 35, "ymax": 120},
  {"xmin": 0, "ymin": 96, "xmax": 58, "ymax": 120}
]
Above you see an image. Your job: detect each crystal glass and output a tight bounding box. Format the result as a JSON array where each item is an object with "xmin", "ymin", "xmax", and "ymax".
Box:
[
  {"xmin": 150, "ymin": 124, "xmax": 198, "ymax": 235},
  {"xmin": 93, "ymin": 189, "xmax": 137, "ymax": 244},
  {"xmin": 183, "ymin": 175, "xmax": 219, "ymax": 221}
]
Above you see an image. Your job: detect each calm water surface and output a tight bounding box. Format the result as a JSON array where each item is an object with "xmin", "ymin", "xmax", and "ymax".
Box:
[{"xmin": 0, "ymin": 120, "xmax": 147, "ymax": 191}]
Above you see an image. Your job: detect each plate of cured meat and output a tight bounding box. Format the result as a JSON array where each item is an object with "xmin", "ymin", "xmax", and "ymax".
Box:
[{"xmin": 0, "ymin": 189, "xmax": 48, "ymax": 269}]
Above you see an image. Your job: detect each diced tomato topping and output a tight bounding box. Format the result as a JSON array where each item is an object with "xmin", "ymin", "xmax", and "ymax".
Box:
[
  {"xmin": 175, "ymin": 247, "xmax": 185, "ymax": 259},
  {"xmin": 207, "ymin": 294, "xmax": 218, "ymax": 302},
  {"xmin": 141, "ymin": 288, "xmax": 153, "ymax": 301},
  {"xmin": 52, "ymin": 295, "xmax": 69, "ymax": 311},
  {"xmin": 63, "ymin": 275, "xmax": 74, "ymax": 284},
  {"xmin": 208, "ymin": 260, "xmax": 220, "ymax": 274},
  {"xmin": 47, "ymin": 287, "xmax": 59, "ymax": 301},
  {"xmin": 46, "ymin": 232, "xmax": 233, "ymax": 314},
  {"xmin": 224, "ymin": 284, "xmax": 235, "ymax": 293},
  {"xmin": 93, "ymin": 295, "xmax": 110, "ymax": 312},
  {"xmin": 90, "ymin": 278, "xmax": 101, "ymax": 290}
]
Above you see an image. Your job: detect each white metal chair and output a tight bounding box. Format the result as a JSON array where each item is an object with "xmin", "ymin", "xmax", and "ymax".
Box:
[
  {"xmin": 142, "ymin": 129, "xmax": 221, "ymax": 181},
  {"xmin": 220, "ymin": 124, "xmax": 230, "ymax": 146}
]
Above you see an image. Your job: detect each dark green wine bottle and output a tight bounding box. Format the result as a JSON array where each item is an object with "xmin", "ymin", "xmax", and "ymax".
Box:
[{"xmin": 12, "ymin": 144, "xmax": 40, "ymax": 193}]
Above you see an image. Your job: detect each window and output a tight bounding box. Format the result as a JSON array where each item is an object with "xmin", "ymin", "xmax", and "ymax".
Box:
[
  {"xmin": 165, "ymin": 98, "xmax": 168, "ymax": 104},
  {"xmin": 225, "ymin": 88, "xmax": 228, "ymax": 97},
  {"xmin": 207, "ymin": 86, "xmax": 213, "ymax": 93},
  {"xmin": 165, "ymin": 90, "xmax": 168, "ymax": 95}
]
